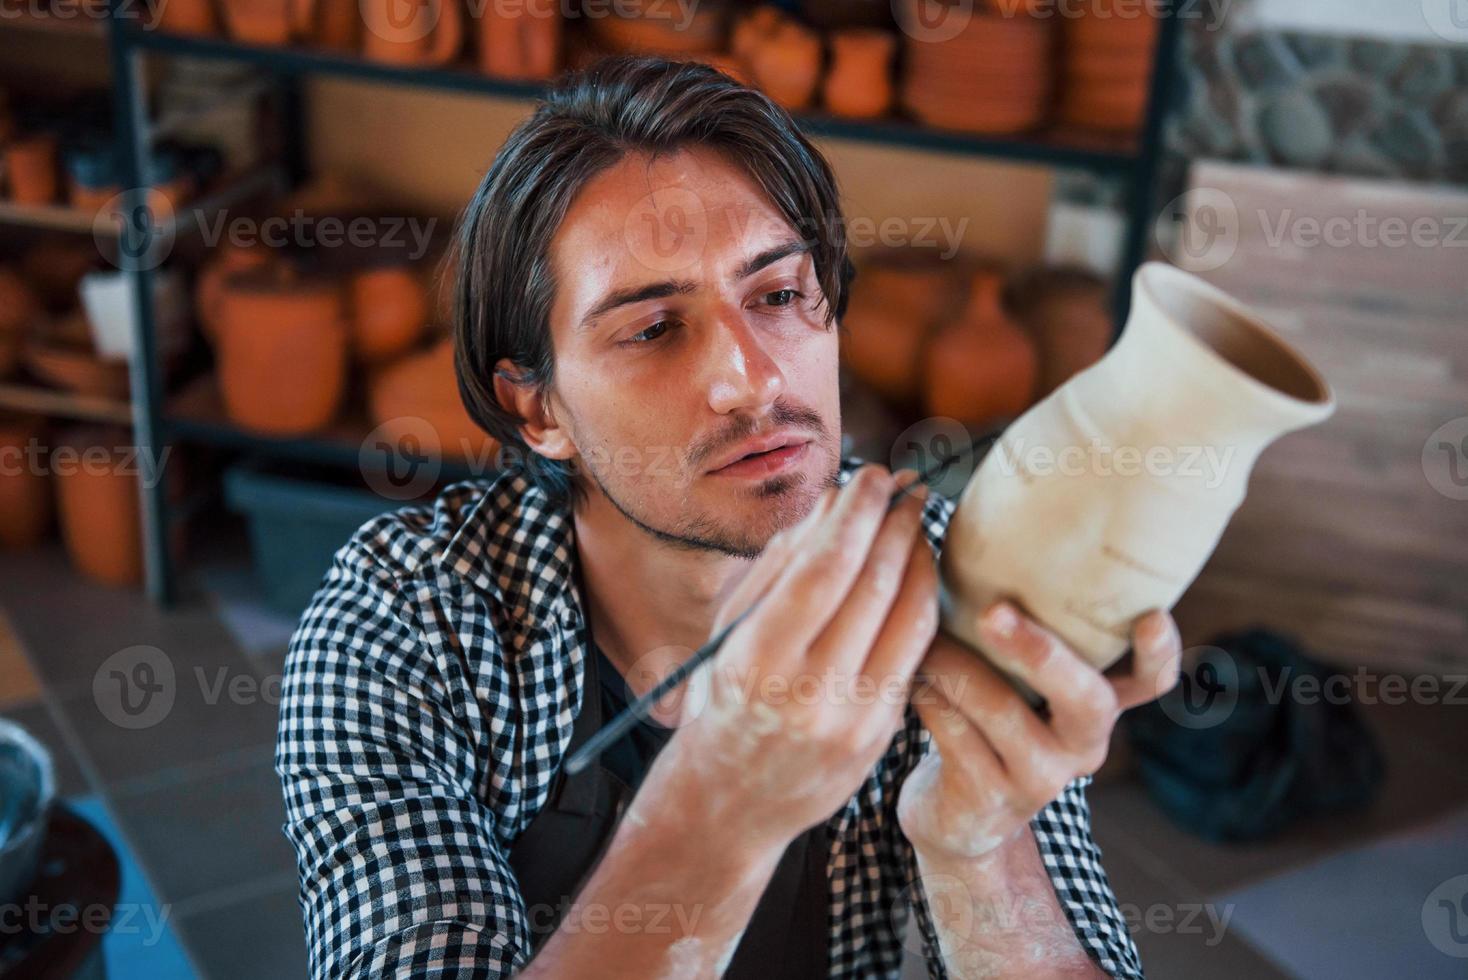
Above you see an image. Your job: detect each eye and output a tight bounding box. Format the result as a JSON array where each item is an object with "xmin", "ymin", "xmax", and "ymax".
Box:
[
  {"xmin": 763, "ymin": 289, "xmax": 801, "ymax": 308},
  {"xmin": 624, "ymin": 320, "xmax": 675, "ymax": 345}
]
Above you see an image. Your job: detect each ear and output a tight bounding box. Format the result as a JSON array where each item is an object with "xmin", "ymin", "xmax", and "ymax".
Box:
[{"xmin": 492, "ymin": 358, "xmax": 577, "ymax": 462}]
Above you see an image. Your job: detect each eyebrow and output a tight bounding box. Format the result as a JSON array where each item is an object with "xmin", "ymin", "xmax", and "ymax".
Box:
[{"xmin": 578, "ymin": 239, "xmax": 812, "ymax": 333}]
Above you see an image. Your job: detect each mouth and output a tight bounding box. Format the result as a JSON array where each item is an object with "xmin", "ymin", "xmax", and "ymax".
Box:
[{"xmin": 706, "ymin": 433, "xmax": 813, "ymax": 479}]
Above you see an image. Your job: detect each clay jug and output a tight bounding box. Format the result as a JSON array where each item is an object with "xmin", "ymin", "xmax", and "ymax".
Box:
[
  {"xmin": 195, "ymin": 240, "xmax": 274, "ymax": 344},
  {"xmin": 939, "ymin": 262, "xmax": 1336, "ymax": 694},
  {"xmin": 823, "ymin": 30, "xmax": 895, "ymax": 119},
  {"xmin": 0, "ymin": 415, "xmax": 51, "ymax": 549},
  {"xmin": 479, "ymin": 0, "xmax": 562, "ymax": 80},
  {"xmin": 215, "ymin": 266, "xmax": 348, "ymax": 434},
  {"xmin": 368, "ymin": 339, "xmax": 497, "ymax": 461},
  {"xmin": 361, "ymin": 0, "xmax": 463, "ymax": 65},
  {"xmin": 923, "ymin": 273, "xmax": 1037, "ymax": 429}
]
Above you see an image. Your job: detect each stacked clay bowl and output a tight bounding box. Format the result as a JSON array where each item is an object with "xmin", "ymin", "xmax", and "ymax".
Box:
[
  {"xmin": 1056, "ymin": 2, "xmax": 1158, "ymax": 133},
  {"xmin": 900, "ymin": 2, "xmax": 1054, "ymax": 134}
]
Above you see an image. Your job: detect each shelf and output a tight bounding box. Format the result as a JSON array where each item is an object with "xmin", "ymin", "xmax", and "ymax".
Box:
[
  {"xmin": 0, "ymin": 168, "xmax": 279, "ymax": 237},
  {"xmin": 164, "ymin": 374, "xmax": 479, "ymax": 481},
  {"xmin": 0, "ymin": 199, "xmax": 104, "ymax": 234},
  {"xmin": 0, "ymin": 381, "xmax": 133, "ymax": 425},
  {"xmin": 118, "ymin": 26, "xmax": 1141, "ymax": 174}
]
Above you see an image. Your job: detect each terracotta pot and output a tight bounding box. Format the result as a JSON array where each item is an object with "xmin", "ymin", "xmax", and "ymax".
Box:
[
  {"xmin": 311, "ymin": 0, "xmax": 359, "ymax": 50},
  {"xmin": 479, "ymin": 0, "xmax": 562, "ymax": 79},
  {"xmin": 221, "ymin": 0, "xmax": 316, "ymax": 45},
  {"xmin": 155, "ymin": 0, "xmax": 219, "ymax": 34},
  {"xmin": 939, "ymin": 263, "xmax": 1336, "ymax": 699},
  {"xmin": 732, "ymin": 5, "xmax": 783, "ymax": 61},
  {"xmin": 0, "ymin": 415, "xmax": 51, "ymax": 550},
  {"xmin": 1006, "ymin": 266, "xmax": 1114, "ymax": 398},
  {"xmin": 5, "ymin": 135, "xmax": 60, "ymax": 206},
  {"xmin": 0, "ymin": 266, "xmax": 40, "ymax": 335},
  {"xmin": 823, "ymin": 29, "xmax": 895, "ymax": 118},
  {"xmin": 215, "ymin": 266, "xmax": 348, "ymax": 434},
  {"xmin": 748, "ymin": 20, "xmax": 823, "ymax": 110},
  {"xmin": 194, "ymin": 241, "xmax": 275, "ymax": 344},
  {"xmin": 350, "ymin": 264, "xmax": 429, "ymax": 363},
  {"xmin": 840, "ymin": 257, "xmax": 965, "ymax": 402},
  {"xmin": 923, "ymin": 273, "xmax": 1037, "ymax": 428},
  {"xmin": 360, "ymin": 0, "xmax": 462, "ymax": 65},
  {"xmin": 590, "ymin": 5, "xmax": 722, "ymax": 56},
  {"xmin": 21, "ymin": 241, "xmax": 96, "ymax": 312},
  {"xmin": 54, "ymin": 427, "xmax": 143, "ymax": 586},
  {"xmin": 369, "ymin": 340, "xmax": 498, "ymax": 461}
]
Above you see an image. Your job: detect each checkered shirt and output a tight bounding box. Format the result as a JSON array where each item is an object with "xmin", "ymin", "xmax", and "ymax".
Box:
[{"xmin": 277, "ymin": 457, "xmax": 1145, "ymax": 979}]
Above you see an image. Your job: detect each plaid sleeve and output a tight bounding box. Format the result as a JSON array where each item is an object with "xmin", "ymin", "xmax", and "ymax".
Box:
[{"xmin": 276, "ymin": 526, "xmax": 531, "ymax": 979}]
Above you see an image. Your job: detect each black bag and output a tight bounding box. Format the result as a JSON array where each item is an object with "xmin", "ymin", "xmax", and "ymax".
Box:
[{"xmin": 1122, "ymin": 628, "xmax": 1385, "ymax": 842}]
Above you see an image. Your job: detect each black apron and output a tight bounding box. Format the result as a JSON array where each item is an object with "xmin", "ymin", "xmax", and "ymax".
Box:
[{"xmin": 506, "ymin": 644, "xmax": 831, "ymax": 978}]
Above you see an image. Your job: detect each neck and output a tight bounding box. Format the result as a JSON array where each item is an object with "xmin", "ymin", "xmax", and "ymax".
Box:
[{"xmin": 570, "ymin": 483, "xmax": 752, "ymax": 725}]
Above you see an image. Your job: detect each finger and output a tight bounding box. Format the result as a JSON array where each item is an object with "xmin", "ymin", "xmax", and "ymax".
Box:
[
  {"xmin": 859, "ymin": 524, "xmax": 940, "ymax": 692},
  {"xmin": 911, "ymin": 679, "xmax": 1005, "ymax": 789},
  {"xmin": 977, "ymin": 601, "xmax": 1118, "ymax": 752},
  {"xmin": 921, "ymin": 634, "xmax": 1062, "ymax": 774},
  {"xmin": 711, "ymin": 482, "xmax": 836, "ymax": 635},
  {"xmin": 745, "ymin": 464, "xmax": 897, "ymax": 658},
  {"xmin": 1110, "ymin": 609, "xmax": 1182, "ymax": 710},
  {"xmin": 808, "ymin": 473, "xmax": 928, "ymax": 675}
]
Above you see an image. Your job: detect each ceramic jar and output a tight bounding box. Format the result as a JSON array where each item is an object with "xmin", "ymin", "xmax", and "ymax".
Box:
[
  {"xmin": 361, "ymin": 0, "xmax": 463, "ymax": 65},
  {"xmin": 939, "ymin": 262, "xmax": 1336, "ymax": 696},
  {"xmin": 923, "ymin": 272, "xmax": 1038, "ymax": 429},
  {"xmin": 1006, "ymin": 266, "xmax": 1115, "ymax": 398},
  {"xmin": 54, "ymin": 426, "xmax": 144, "ymax": 586},
  {"xmin": 369, "ymin": 339, "xmax": 498, "ymax": 461},
  {"xmin": 221, "ymin": 0, "xmax": 316, "ymax": 45},
  {"xmin": 215, "ymin": 265, "xmax": 348, "ymax": 434},
  {"xmin": 350, "ymin": 263, "xmax": 429, "ymax": 363},
  {"xmin": 823, "ymin": 30, "xmax": 895, "ymax": 118},
  {"xmin": 840, "ymin": 258, "xmax": 961, "ymax": 403},
  {"xmin": 5, "ymin": 134, "xmax": 60, "ymax": 205},
  {"xmin": 0, "ymin": 415, "xmax": 51, "ymax": 550},
  {"xmin": 194, "ymin": 241, "xmax": 274, "ymax": 344},
  {"xmin": 479, "ymin": 0, "xmax": 562, "ymax": 79}
]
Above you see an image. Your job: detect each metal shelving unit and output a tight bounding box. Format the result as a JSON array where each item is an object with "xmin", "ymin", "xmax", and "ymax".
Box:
[{"xmin": 9, "ymin": 0, "xmax": 1182, "ymax": 604}]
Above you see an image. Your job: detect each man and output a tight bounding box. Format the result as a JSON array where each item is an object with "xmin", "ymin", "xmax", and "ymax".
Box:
[{"xmin": 278, "ymin": 56, "xmax": 1181, "ymax": 979}]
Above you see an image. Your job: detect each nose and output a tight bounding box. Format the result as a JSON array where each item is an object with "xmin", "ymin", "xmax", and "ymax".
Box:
[{"xmin": 703, "ymin": 311, "xmax": 787, "ymax": 416}]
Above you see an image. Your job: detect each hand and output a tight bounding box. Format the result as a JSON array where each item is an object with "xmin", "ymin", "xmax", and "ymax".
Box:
[
  {"xmin": 663, "ymin": 465, "xmax": 940, "ymax": 850},
  {"xmin": 896, "ymin": 601, "xmax": 1182, "ymax": 861}
]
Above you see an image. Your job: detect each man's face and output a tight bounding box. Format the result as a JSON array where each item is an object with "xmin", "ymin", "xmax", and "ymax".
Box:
[{"xmin": 542, "ymin": 146, "xmax": 843, "ymax": 558}]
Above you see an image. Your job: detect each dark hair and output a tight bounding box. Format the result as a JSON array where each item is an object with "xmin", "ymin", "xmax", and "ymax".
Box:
[{"xmin": 451, "ymin": 55, "xmax": 854, "ymax": 506}]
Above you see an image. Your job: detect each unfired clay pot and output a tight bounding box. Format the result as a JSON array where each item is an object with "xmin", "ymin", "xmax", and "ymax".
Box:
[
  {"xmin": 939, "ymin": 263, "xmax": 1336, "ymax": 695},
  {"xmin": 5, "ymin": 135, "xmax": 60, "ymax": 205},
  {"xmin": 221, "ymin": 0, "xmax": 315, "ymax": 45},
  {"xmin": 215, "ymin": 266, "xmax": 348, "ymax": 434},
  {"xmin": 0, "ymin": 415, "xmax": 51, "ymax": 550},
  {"xmin": 350, "ymin": 264, "xmax": 429, "ymax": 363},
  {"xmin": 923, "ymin": 273, "xmax": 1037, "ymax": 429},
  {"xmin": 479, "ymin": 0, "xmax": 562, "ymax": 79},
  {"xmin": 54, "ymin": 427, "xmax": 143, "ymax": 586},
  {"xmin": 748, "ymin": 20, "xmax": 823, "ymax": 110},
  {"xmin": 361, "ymin": 0, "xmax": 463, "ymax": 65},
  {"xmin": 823, "ymin": 30, "xmax": 895, "ymax": 119},
  {"xmin": 369, "ymin": 339, "xmax": 498, "ymax": 461}
]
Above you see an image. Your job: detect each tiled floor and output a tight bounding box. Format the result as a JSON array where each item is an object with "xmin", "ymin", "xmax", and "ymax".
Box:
[{"xmin": 3, "ymin": 532, "xmax": 1467, "ymax": 979}]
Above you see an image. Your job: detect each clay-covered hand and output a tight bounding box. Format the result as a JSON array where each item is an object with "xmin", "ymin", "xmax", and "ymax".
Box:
[{"xmin": 896, "ymin": 601, "xmax": 1182, "ymax": 860}]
